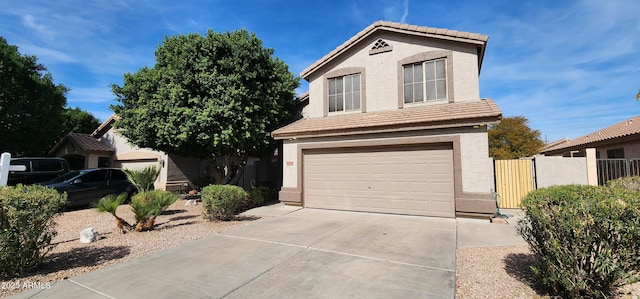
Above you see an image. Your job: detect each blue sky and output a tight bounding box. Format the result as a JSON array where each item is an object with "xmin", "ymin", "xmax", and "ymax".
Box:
[{"xmin": 1, "ymin": 0, "xmax": 638, "ymax": 142}]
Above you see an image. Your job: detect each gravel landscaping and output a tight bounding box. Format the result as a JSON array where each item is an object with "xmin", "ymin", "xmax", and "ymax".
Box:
[
  {"xmin": 456, "ymin": 241, "xmax": 640, "ymax": 299},
  {"xmin": 1, "ymin": 200, "xmax": 268, "ymax": 298},
  {"xmin": 2, "ymin": 202, "xmax": 639, "ymax": 298}
]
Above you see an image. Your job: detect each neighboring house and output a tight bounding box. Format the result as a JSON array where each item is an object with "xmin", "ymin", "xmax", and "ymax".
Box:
[
  {"xmin": 541, "ymin": 115, "xmax": 640, "ymax": 159},
  {"xmin": 51, "ymin": 115, "xmax": 277, "ymax": 191},
  {"xmin": 272, "ymin": 21, "xmax": 502, "ymax": 218}
]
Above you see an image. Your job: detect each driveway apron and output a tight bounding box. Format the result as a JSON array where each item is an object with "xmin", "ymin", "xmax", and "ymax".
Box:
[{"xmin": 12, "ymin": 208, "xmax": 457, "ymax": 299}]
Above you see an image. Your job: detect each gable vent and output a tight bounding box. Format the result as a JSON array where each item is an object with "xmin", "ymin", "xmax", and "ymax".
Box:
[{"xmin": 369, "ymin": 39, "xmax": 393, "ymax": 55}]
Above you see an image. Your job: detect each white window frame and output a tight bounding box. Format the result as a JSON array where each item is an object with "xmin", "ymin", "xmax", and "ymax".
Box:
[
  {"xmin": 403, "ymin": 58, "xmax": 447, "ymax": 104},
  {"xmin": 328, "ymin": 73, "xmax": 361, "ymax": 113}
]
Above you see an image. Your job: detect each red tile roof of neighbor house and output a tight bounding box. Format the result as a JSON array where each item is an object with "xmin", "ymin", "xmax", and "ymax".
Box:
[
  {"xmin": 272, "ymin": 99, "xmax": 502, "ymax": 139},
  {"xmin": 541, "ymin": 115, "xmax": 640, "ymax": 154},
  {"xmin": 49, "ymin": 133, "xmax": 114, "ymax": 155},
  {"xmin": 300, "ymin": 21, "xmax": 489, "ymax": 79},
  {"xmin": 67, "ymin": 133, "xmax": 114, "ymax": 152}
]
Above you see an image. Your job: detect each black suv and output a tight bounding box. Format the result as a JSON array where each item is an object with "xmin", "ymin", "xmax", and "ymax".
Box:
[{"xmin": 8, "ymin": 157, "xmax": 70, "ymax": 185}]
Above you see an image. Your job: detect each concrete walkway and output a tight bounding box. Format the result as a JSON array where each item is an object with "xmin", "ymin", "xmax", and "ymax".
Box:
[{"xmin": 12, "ymin": 204, "xmax": 525, "ymax": 299}]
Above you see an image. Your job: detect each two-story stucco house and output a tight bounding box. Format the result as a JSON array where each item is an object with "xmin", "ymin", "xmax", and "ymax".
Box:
[{"xmin": 272, "ymin": 21, "xmax": 502, "ymax": 218}]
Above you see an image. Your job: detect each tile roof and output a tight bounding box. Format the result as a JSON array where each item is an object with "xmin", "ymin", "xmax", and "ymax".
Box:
[
  {"xmin": 49, "ymin": 132, "xmax": 114, "ymax": 155},
  {"xmin": 68, "ymin": 133, "xmax": 114, "ymax": 152},
  {"xmin": 272, "ymin": 99, "xmax": 501, "ymax": 139},
  {"xmin": 300, "ymin": 20, "xmax": 489, "ymax": 79},
  {"xmin": 541, "ymin": 115, "xmax": 640, "ymax": 154}
]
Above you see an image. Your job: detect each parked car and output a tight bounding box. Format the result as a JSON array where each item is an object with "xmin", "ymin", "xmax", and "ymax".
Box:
[
  {"xmin": 42, "ymin": 168, "xmax": 135, "ymax": 208},
  {"xmin": 8, "ymin": 157, "xmax": 70, "ymax": 186}
]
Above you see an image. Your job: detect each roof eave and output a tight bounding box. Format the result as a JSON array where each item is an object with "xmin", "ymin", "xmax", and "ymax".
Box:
[
  {"xmin": 273, "ymin": 115, "xmax": 500, "ymax": 140},
  {"xmin": 300, "ymin": 21, "xmax": 488, "ymax": 80},
  {"xmin": 541, "ymin": 133, "xmax": 640, "ymax": 155},
  {"xmin": 48, "ymin": 133, "xmax": 71, "ymax": 155}
]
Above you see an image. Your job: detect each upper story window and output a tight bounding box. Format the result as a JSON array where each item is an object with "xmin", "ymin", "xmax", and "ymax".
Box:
[
  {"xmin": 403, "ymin": 58, "xmax": 447, "ymax": 104},
  {"xmin": 328, "ymin": 74, "xmax": 361, "ymax": 113}
]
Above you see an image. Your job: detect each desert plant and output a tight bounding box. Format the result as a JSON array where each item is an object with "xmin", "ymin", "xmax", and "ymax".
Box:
[
  {"xmin": 95, "ymin": 190, "xmax": 177, "ymax": 233},
  {"xmin": 201, "ymin": 184, "xmax": 248, "ymax": 221},
  {"xmin": 130, "ymin": 190, "xmax": 178, "ymax": 231},
  {"xmin": 518, "ymin": 185, "xmax": 640, "ymax": 298},
  {"xmin": 0, "ymin": 184, "xmax": 66, "ymax": 278},
  {"xmin": 123, "ymin": 165, "xmax": 161, "ymax": 192},
  {"xmin": 606, "ymin": 176, "xmax": 640, "ymax": 192},
  {"xmin": 93, "ymin": 193, "xmax": 132, "ymax": 233}
]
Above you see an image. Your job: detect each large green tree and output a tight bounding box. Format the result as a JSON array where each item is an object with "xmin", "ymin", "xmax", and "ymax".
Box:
[
  {"xmin": 111, "ymin": 29, "xmax": 299, "ymax": 185},
  {"xmin": 60, "ymin": 107, "xmax": 101, "ymax": 135},
  {"xmin": 0, "ymin": 37, "xmax": 68, "ymax": 156},
  {"xmin": 488, "ymin": 116, "xmax": 544, "ymax": 159}
]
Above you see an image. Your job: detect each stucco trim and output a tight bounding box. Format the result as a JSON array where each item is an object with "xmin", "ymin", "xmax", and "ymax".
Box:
[
  {"xmin": 278, "ymin": 187, "xmax": 303, "ymax": 205},
  {"xmin": 322, "ymin": 67, "xmax": 367, "ymax": 116},
  {"xmin": 397, "ymin": 50, "xmax": 455, "ymax": 108},
  {"xmin": 115, "ymin": 151, "xmax": 161, "ymax": 161},
  {"xmin": 282, "ymin": 134, "xmax": 494, "ymax": 217}
]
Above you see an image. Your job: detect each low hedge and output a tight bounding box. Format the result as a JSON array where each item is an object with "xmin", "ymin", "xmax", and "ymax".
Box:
[
  {"xmin": 606, "ymin": 176, "xmax": 640, "ymax": 192},
  {"xmin": 0, "ymin": 184, "xmax": 66, "ymax": 278},
  {"xmin": 518, "ymin": 184, "xmax": 640, "ymax": 298},
  {"xmin": 248, "ymin": 186, "xmax": 275, "ymax": 209},
  {"xmin": 201, "ymin": 184, "xmax": 248, "ymax": 221}
]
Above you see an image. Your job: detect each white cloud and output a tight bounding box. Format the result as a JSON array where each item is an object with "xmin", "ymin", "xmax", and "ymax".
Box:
[
  {"xmin": 401, "ymin": 0, "xmax": 409, "ymax": 23},
  {"xmin": 17, "ymin": 43, "xmax": 75, "ymax": 64},
  {"xmin": 22, "ymin": 14, "xmax": 49, "ymax": 36}
]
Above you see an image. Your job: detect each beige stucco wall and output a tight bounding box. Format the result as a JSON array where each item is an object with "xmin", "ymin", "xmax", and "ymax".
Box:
[
  {"xmin": 458, "ymin": 129, "xmax": 494, "ymax": 193},
  {"xmin": 305, "ymin": 32, "xmax": 481, "ymax": 118},
  {"xmin": 281, "ymin": 127, "xmax": 493, "ymax": 194},
  {"xmin": 99, "ymin": 128, "xmax": 168, "ymax": 184},
  {"xmin": 535, "ymin": 155, "xmax": 589, "ymax": 188}
]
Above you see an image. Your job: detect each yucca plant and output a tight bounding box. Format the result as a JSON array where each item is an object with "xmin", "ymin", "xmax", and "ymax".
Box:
[
  {"xmin": 94, "ymin": 193, "xmax": 132, "ymax": 233},
  {"xmin": 123, "ymin": 165, "xmax": 161, "ymax": 192}
]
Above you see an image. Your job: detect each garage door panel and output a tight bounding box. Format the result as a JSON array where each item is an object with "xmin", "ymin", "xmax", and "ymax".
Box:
[{"xmin": 303, "ymin": 146, "xmax": 455, "ymax": 217}]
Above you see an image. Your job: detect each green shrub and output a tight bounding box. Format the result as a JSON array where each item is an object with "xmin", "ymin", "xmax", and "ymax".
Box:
[
  {"xmin": 518, "ymin": 185, "xmax": 640, "ymax": 298},
  {"xmin": 201, "ymin": 184, "xmax": 248, "ymax": 221},
  {"xmin": 248, "ymin": 186, "xmax": 274, "ymax": 209},
  {"xmin": 606, "ymin": 176, "xmax": 640, "ymax": 192},
  {"xmin": 0, "ymin": 185, "xmax": 66, "ymax": 278}
]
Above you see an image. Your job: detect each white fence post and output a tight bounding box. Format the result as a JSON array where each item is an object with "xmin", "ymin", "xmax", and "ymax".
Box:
[
  {"xmin": 0, "ymin": 152, "xmax": 26, "ymax": 186},
  {"xmin": 0, "ymin": 152, "xmax": 12, "ymax": 186}
]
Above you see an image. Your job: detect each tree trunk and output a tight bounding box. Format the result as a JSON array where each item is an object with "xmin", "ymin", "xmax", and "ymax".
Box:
[
  {"xmin": 208, "ymin": 151, "xmax": 248, "ymax": 186},
  {"xmin": 208, "ymin": 156, "xmax": 223, "ymax": 184},
  {"xmin": 114, "ymin": 216, "xmax": 132, "ymax": 234},
  {"xmin": 142, "ymin": 217, "xmax": 155, "ymax": 231},
  {"xmin": 228, "ymin": 154, "xmax": 248, "ymax": 186},
  {"xmin": 134, "ymin": 221, "xmax": 144, "ymax": 232}
]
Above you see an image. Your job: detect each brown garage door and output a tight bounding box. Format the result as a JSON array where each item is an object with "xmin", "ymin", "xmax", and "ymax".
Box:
[{"xmin": 303, "ymin": 145, "xmax": 455, "ymax": 217}]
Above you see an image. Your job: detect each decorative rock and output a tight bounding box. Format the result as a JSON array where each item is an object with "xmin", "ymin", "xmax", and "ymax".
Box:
[
  {"xmin": 80, "ymin": 227, "xmax": 100, "ymax": 243},
  {"xmin": 185, "ymin": 199, "xmax": 198, "ymax": 206}
]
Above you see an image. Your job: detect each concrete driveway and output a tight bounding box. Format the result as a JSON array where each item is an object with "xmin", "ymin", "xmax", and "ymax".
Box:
[{"xmin": 14, "ymin": 206, "xmax": 459, "ymax": 299}]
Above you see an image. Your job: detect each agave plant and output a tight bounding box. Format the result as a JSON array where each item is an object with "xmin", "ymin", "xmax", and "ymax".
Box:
[
  {"xmin": 94, "ymin": 193, "xmax": 132, "ymax": 233},
  {"xmin": 123, "ymin": 165, "xmax": 161, "ymax": 193}
]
